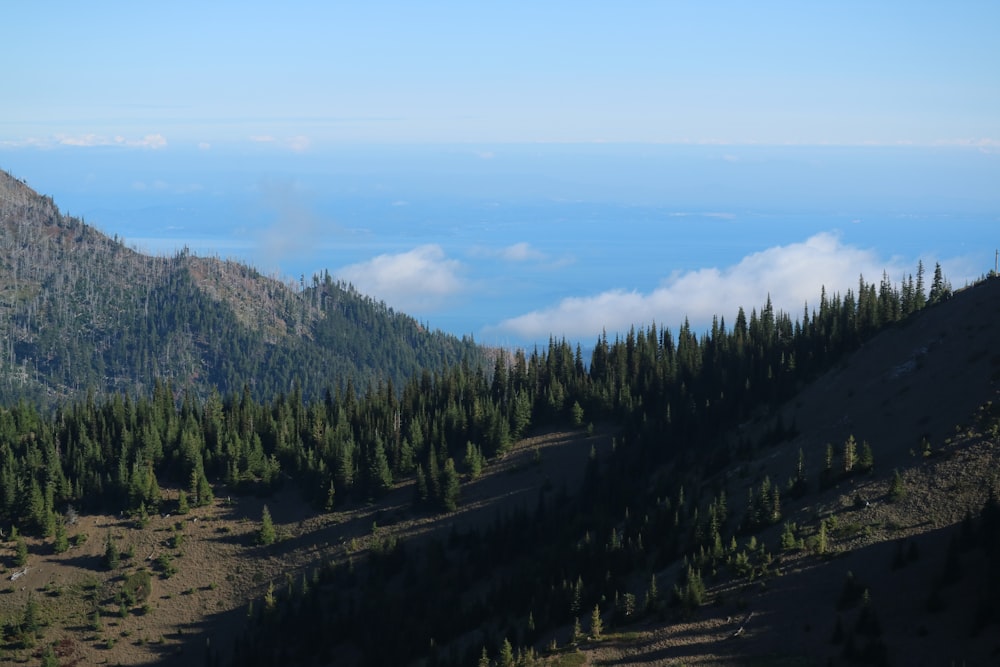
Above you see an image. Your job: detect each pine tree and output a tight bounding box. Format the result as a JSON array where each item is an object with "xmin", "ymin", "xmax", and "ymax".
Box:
[
  {"xmin": 857, "ymin": 441, "xmax": 874, "ymax": 473},
  {"xmin": 324, "ymin": 479, "xmax": 336, "ymax": 512},
  {"xmin": 928, "ymin": 262, "xmax": 948, "ymax": 305},
  {"xmin": 441, "ymin": 458, "xmax": 460, "ymax": 512},
  {"xmin": 843, "ymin": 435, "xmax": 857, "ymax": 474},
  {"xmin": 264, "ymin": 581, "xmax": 276, "ymax": 612},
  {"xmin": 414, "ymin": 465, "xmax": 428, "ymax": 506},
  {"xmin": 53, "ymin": 519, "xmax": 69, "ymax": 553},
  {"xmin": 822, "ymin": 443, "xmax": 834, "ymax": 487},
  {"xmin": 22, "ymin": 593, "xmax": 40, "ymax": 641},
  {"xmin": 590, "ymin": 603, "xmax": 603, "ymax": 640},
  {"xmin": 645, "ymin": 573, "xmax": 660, "ymax": 611},
  {"xmin": 103, "ymin": 535, "xmax": 120, "ymax": 569},
  {"xmin": 499, "ymin": 637, "xmax": 514, "ymax": 667},
  {"xmin": 197, "ymin": 470, "xmax": 214, "ymax": 507},
  {"xmin": 258, "ymin": 504, "xmax": 276, "ymax": 546},
  {"xmin": 14, "ymin": 536, "xmax": 28, "ymax": 567},
  {"xmin": 888, "ymin": 469, "xmax": 905, "ymax": 501},
  {"xmin": 177, "ymin": 489, "xmax": 190, "ymax": 515}
]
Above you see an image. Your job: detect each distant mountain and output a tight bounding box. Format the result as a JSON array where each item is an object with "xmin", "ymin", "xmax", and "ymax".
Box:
[{"xmin": 0, "ymin": 168, "xmax": 484, "ymax": 404}]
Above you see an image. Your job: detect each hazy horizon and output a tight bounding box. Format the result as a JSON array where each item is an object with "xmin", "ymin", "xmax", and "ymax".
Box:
[
  {"xmin": 3, "ymin": 2, "xmax": 997, "ymax": 347},
  {"xmin": 2, "ymin": 143, "xmax": 996, "ymax": 348}
]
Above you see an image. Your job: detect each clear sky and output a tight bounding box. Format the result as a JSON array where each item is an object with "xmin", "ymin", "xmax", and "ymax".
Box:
[
  {"xmin": 2, "ymin": 2, "xmax": 999, "ymax": 348},
  {"xmin": 4, "ymin": 1, "xmax": 999, "ymax": 147}
]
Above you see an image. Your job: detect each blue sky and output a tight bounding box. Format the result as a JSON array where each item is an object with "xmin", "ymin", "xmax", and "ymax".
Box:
[
  {"xmin": 5, "ymin": 1, "xmax": 999, "ymax": 147},
  {"xmin": 2, "ymin": 2, "xmax": 999, "ymax": 347}
]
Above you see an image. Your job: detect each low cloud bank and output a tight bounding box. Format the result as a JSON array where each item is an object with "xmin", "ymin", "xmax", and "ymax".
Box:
[
  {"xmin": 488, "ymin": 232, "xmax": 909, "ymax": 341},
  {"xmin": 336, "ymin": 244, "xmax": 465, "ymax": 312}
]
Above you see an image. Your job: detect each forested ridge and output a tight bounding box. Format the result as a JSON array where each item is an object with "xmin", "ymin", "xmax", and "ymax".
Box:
[
  {"xmin": 0, "ymin": 180, "xmax": 977, "ymax": 664},
  {"xmin": 0, "ymin": 169, "xmax": 483, "ymax": 406},
  {"xmin": 5, "ymin": 166, "xmax": 998, "ymax": 667}
]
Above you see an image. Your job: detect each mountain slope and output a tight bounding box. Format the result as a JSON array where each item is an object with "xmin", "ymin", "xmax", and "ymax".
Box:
[
  {"xmin": 578, "ymin": 276, "xmax": 1000, "ymax": 666},
  {"xmin": 0, "ymin": 169, "xmax": 483, "ymax": 404}
]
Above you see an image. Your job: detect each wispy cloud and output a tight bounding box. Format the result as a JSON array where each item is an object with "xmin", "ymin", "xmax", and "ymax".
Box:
[
  {"xmin": 248, "ymin": 135, "xmax": 311, "ymax": 151},
  {"xmin": 487, "ymin": 232, "xmax": 909, "ymax": 342},
  {"xmin": 336, "ymin": 245, "xmax": 465, "ymax": 312},
  {"xmin": 0, "ymin": 133, "xmax": 168, "ymax": 149},
  {"xmin": 470, "ymin": 242, "xmax": 547, "ymax": 262},
  {"xmin": 61, "ymin": 133, "xmax": 167, "ymax": 149},
  {"xmin": 500, "ymin": 242, "xmax": 546, "ymax": 262},
  {"xmin": 252, "ymin": 179, "xmax": 334, "ymax": 271}
]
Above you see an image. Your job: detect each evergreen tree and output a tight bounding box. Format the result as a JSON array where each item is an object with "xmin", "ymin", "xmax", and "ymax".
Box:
[
  {"xmin": 103, "ymin": 535, "xmax": 120, "ymax": 569},
  {"xmin": 499, "ymin": 637, "xmax": 514, "ymax": 667},
  {"xmin": 14, "ymin": 536, "xmax": 28, "ymax": 567},
  {"xmin": 258, "ymin": 504, "xmax": 276, "ymax": 546},
  {"xmin": 843, "ymin": 435, "xmax": 857, "ymax": 475},
  {"xmin": 22, "ymin": 593, "xmax": 40, "ymax": 642},
  {"xmin": 53, "ymin": 519, "xmax": 69, "ymax": 554},
  {"xmin": 177, "ymin": 489, "xmax": 190, "ymax": 515},
  {"xmin": 590, "ymin": 603, "xmax": 603, "ymax": 640},
  {"xmin": 441, "ymin": 458, "xmax": 460, "ymax": 512},
  {"xmin": 928, "ymin": 262, "xmax": 949, "ymax": 304},
  {"xmin": 196, "ymin": 469, "xmax": 214, "ymax": 507},
  {"xmin": 888, "ymin": 469, "xmax": 905, "ymax": 502},
  {"xmin": 324, "ymin": 480, "xmax": 336, "ymax": 512},
  {"xmin": 857, "ymin": 440, "xmax": 874, "ymax": 473}
]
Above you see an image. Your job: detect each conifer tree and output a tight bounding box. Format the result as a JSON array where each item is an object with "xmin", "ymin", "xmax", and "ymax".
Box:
[
  {"xmin": 843, "ymin": 435, "xmax": 857, "ymax": 474},
  {"xmin": 441, "ymin": 458, "xmax": 460, "ymax": 512},
  {"xmin": 324, "ymin": 480, "xmax": 336, "ymax": 512},
  {"xmin": 499, "ymin": 637, "xmax": 514, "ymax": 667},
  {"xmin": 103, "ymin": 535, "xmax": 120, "ymax": 569},
  {"xmin": 590, "ymin": 603, "xmax": 603, "ymax": 640},
  {"xmin": 177, "ymin": 489, "xmax": 190, "ymax": 515},
  {"xmin": 14, "ymin": 536, "xmax": 28, "ymax": 567},
  {"xmin": 888, "ymin": 469, "xmax": 905, "ymax": 502},
  {"xmin": 53, "ymin": 519, "xmax": 69, "ymax": 554},
  {"xmin": 857, "ymin": 441, "xmax": 874, "ymax": 473},
  {"xmin": 258, "ymin": 504, "xmax": 276, "ymax": 546}
]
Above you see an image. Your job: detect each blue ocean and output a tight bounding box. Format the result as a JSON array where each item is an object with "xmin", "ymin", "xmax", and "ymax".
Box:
[{"xmin": 2, "ymin": 144, "xmax": 996, "ymax": 348}]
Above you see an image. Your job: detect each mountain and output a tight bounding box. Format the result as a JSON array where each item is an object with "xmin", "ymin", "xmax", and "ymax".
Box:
[
  {"xmin": 1, "ymin": 164, "xmax": 997, "ymax": 667},
  {"xmin": 0, "ymin": 168, "xmax": 484, "ymax": 405}
]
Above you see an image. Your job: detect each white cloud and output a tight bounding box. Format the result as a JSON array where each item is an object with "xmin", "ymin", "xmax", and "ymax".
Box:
[
  {"xmin": 500, "ymin": 242, "xmax": 546, "ymax": 262},
  {"xmin": 336, "ymin": 245, "xmax": 465, "ymax": 312},
  {"xmin": 55, "ymin": 133, "xmax": 166, "ymax": 149},
  {"xmin": 488, "ymin": 232, "xmax": 907, "ymax": 341},
  {"xmin": 470, "ymin": 242, "xmax": 547, "ymax": 262}
]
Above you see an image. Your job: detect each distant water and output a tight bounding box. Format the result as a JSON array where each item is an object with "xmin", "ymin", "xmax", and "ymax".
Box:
[{"xmin": 3, "ymin": 144, "xmax": 997, "ymax": 347}]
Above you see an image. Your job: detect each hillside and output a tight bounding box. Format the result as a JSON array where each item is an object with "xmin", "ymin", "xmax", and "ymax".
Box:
[
  {"xmin": 0, "ymin": 168, "xmax": 483, "ymax": 405},
  {"xmin": 0, "ymin": 242, "xmax": 994, "ymax": 666},
  {"xmin": 579, "ymin": 274, "xmax": 1000, "ymax": 667},
  {"xmin": 1, "ymin": 165, "xmax": 998, "ymax": 667}
]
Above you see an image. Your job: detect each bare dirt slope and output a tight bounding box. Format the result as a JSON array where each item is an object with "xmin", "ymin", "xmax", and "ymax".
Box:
[{"xmin": 0, "ymin": 425, "xmax": 614, "ymax": 666}]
